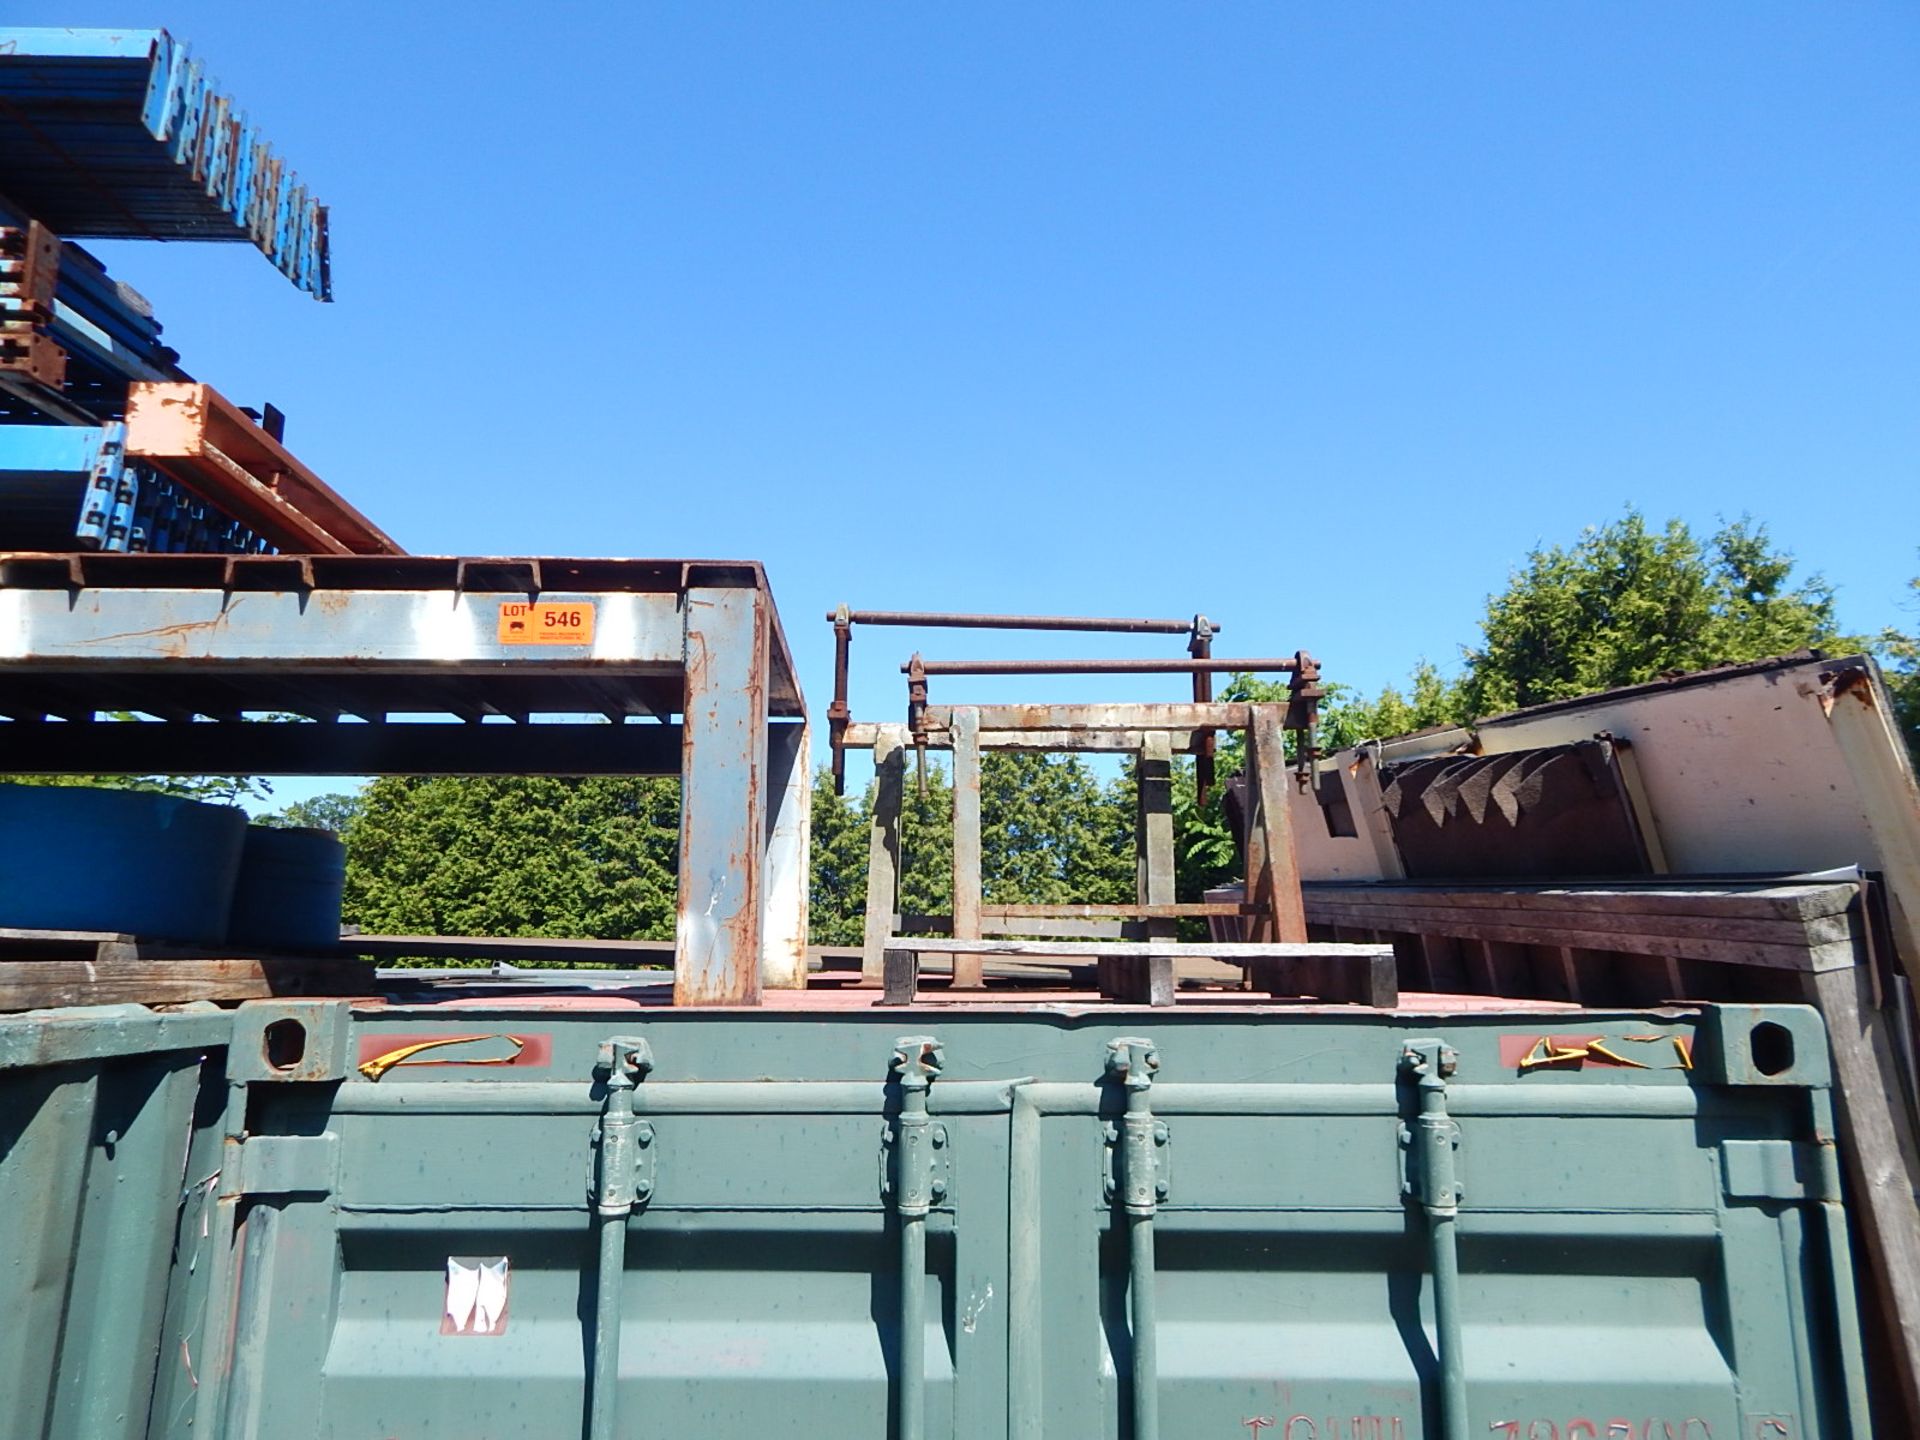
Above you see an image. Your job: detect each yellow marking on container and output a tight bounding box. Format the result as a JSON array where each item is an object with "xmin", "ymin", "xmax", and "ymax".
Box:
[{"xmin": 359, "ymin": 1034, "xmax": 527, "ymax": 1081}]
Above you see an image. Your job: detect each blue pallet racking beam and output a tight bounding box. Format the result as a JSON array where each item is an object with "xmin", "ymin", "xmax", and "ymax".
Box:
[{"xmin": 0, "ymin": 28, "xmax": 330, "ymax": 298}]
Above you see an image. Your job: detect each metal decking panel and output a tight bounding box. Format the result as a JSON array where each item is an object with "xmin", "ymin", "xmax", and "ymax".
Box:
[{"xmin": 0, "ymin": 553, "xmax": 806, "ymax": 719}]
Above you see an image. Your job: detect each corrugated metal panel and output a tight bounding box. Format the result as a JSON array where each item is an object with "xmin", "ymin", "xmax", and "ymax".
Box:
[
  {"xmin": 0, "ymin": 28, "xmax": 330, "ymax": 298},
  {"xmin": 0, "ymin": 1004, "xmax": 232, "ymax": 1440},
  {"xmin": 0, "ymin": 997, "xmax": 1861, "ymax": 1440}
]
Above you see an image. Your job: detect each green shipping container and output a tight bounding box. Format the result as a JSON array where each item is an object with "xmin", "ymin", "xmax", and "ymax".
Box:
[{"xmin": 0, "ymin": 997, "xmax": 1871, "ymax": 1439}]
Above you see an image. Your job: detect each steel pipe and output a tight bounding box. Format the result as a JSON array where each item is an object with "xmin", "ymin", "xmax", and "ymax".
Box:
[
  {"xmin": 838, "ymin": 610, "xmax": 1208, "ymax": 635},
  {"xmin": 587, "ymin": 1209, "xmax": 628, "ymax": 1440},
  {"xmin": 902, "ymin": 657, "xmax": 1296, "ymax": 676},
  {"xmin": 586, "ymin": 1039, "xmax": 652, "ymax": 1440},
  {"xmin": 1402, "ymin": 1041, "xmax": 1468, "ymax": 1440},
  {"xmin": 898, "ymin": 1208, "xmax": 928, "ymax": 1440},
  {"xmin": 1127, "ymin": 1213, "xmax": 1160, "ymax": 1440},
  {"xmin": 1108, "ymin": 1039, "xmax": 1162, "ymax": 1440},
  {"xmin": 332, "ymin": 1078, "xmax": 1025, "ymax": 1115},
  {"xmin": 889, "ymin": 1037, "xmax": 944, "ymax": 1440}
]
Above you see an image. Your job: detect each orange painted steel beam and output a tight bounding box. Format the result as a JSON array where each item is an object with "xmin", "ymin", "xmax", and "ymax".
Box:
[{"xmin": 124, "ymin": 382, "xmax": 401, "ymax": 555}]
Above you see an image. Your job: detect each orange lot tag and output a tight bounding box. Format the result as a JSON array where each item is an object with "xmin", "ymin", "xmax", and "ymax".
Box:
[{"xmin": 498, "ymin": 601, "xmax": 595, "ymax": 645}]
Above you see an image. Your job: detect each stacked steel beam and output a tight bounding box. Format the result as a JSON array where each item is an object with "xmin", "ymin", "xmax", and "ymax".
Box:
[{"xmin": 0, "ymin": 27, "xmax": 395, "ymax": 554}]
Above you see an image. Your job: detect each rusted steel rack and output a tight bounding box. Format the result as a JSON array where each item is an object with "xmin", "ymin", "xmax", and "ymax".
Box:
[
  {"xmin": 828, "ymin": 607, "xmax": 1367, "ymax": 1006},
  {"xmin": 0, "ymin": 553, "xmax": 809, "ymax": 1006},
  {"xmin": 830, "ymin": 607, "xmax": 1227, "ymax": 792},
  {"xmin": 852, "ymin": 700, "xmax": 1381, "ymax": 1006},
  {"xmin": 0, "ymin": 28, "xmax": 331, "ymax": 296},
  {"xmin": 1, "ymin": 29, "xmax": 388, "ymax": 556}
]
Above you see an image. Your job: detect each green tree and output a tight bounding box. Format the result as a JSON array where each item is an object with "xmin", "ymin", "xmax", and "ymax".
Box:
[
  {"xmin": 807, "ymin": 767, "xmax": 872, "ymax": 945},
  {"xmin": 343, "ymin": 776, "xmax": 679, "ymax": 943},
  {"xmin": 1171, "ymin": 511, "xmax": 1872, "ymax": 905},
  {"xmin": 0, "ymin": 769, "xmax": 270, "ymax": 808},
  {"xmin": 981, "ymin": 752, "xmax": 1134, "ymax": 905},
  {"xmin": 1882, "ymin": 572, "xmax": 1920, "ymax": 768},
  {"xmin": 1459, "ymin": 512, "xmax": 1851, "ymax": 715},
  {"xmin": 804, "ymin": 751, "xmax": 1138, "ymax": 943},
  {"xmin": 258, "ymin": 789, "xmax": 364, "ymax": 834}
]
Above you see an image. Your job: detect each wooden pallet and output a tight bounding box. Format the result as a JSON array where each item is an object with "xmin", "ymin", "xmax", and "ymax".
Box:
[{"xmin": 0, "ymin": 928, "xmax": 374, "ymax": 1011}]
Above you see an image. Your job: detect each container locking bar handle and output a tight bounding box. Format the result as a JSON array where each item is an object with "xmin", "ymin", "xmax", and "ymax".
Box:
[
  {"xmin": 1400, "ymin": 1039, "xmax": 1467, "ymax": 1440},
  {"xmin": 587, "ymin": 1036, "xmax": 655, "ymax": 1440},
  {"xmin": 887, "ymin": 1035, "xmax": 946, "ymax": 1440},
  {"xmin": 1107, "ymin": 1037, "xmax": 1165, "ymax": 1440}
]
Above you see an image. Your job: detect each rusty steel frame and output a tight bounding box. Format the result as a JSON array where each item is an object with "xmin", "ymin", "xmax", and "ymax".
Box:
[
  {"xmin": 901, "ymin": 655, "xmax": 1322, "ymax": 809},
  {"xmin": 824, "ymin": 606, "xmax": 1232, "ymax": 794},
  {"xmin": 859, "ymin": 702, "xmax": 1315, "ymax": 1002},
  {"xmin": 0, "ymin": 556, "xmax": 809, "ymax": 1006},
  {"xmin": 124, "ymin": 382, "xmax": 401, "ymax": 555}
]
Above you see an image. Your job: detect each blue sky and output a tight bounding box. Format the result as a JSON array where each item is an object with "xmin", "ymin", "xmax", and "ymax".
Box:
[{"xmin": 60, "ymin": 2, "xmax": 1920, "ymax": 779}]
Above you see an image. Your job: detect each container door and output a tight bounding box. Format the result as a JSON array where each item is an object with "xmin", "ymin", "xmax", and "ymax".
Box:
[{"xmin": 214, "ymin": 1033, "xmax": 1014, "ymax": 1440}]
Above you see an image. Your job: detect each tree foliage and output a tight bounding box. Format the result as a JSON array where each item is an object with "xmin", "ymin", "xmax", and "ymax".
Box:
[
  {"xmin": 342, "ymin": 776, "xmax": 679, "ymax": 941},
  {"xmin": 807, "ymin": 752, "xmax": 1137, "ymax": 944},
  {"xmin": 257, "ymin": 790, "xmax": 365, "ymax": 834},
  {"xmin": 0, "ymin": 770, "xmax": 270, "ymax": 807},
  {"xmin": 1882, "ymin": 572, "xmax": 1920, "ymax": 768},
  {"xmin": 1458, "ymin": 512, "xmax": 1851, "ymax": 715}
]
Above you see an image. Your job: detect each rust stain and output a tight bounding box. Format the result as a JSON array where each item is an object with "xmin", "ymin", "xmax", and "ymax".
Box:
[{"xmin": 82, "ymin": 604, "xmax": 240, "ymax": 658}]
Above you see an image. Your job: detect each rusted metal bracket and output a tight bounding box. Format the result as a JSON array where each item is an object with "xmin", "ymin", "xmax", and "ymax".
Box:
[
  {"xmin": 0, "ymin": 220, "xmax": 67, "ymax": 389},
  {"xmin": 125, "ymin": 381, "xmax": 401, "ymax": 554},
  {"xmin": 823, "ymin": 607, "xmax": 1223, "ymax": 794},
  {"xmin": 828, "ymin": 604, "xmax": 854, "ymax": 791}
]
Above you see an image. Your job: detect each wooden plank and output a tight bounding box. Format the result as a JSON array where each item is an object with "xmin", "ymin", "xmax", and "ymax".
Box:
[
  {"xmin": 881, "ymin": 946, "xmax": 919, "ymax": 1005},
  {"xmin": 1304, "ymin": 895, "xmax": 1855, "ymax": 947},
  {"xmin": 1825, "ymin": 670, "xmax": 1920, "ymax": 1004},
  {"xmin": 841, "ymin": 727, "xmax": 1215, "ymax": 753},
  {"xmin": 0, "ymin": 957, "xmax": 374, "ymax": 1011},
  {"xmin": 1304, "ymin": 881, "xmax": 1859, "ymax": 924},
  {"xmin": 1346, "ymin": 750, "xmax": 1408, "ymax": 881},
  {"xmin": 929, "ymin": 703, "xmax": 1253, "ymax": 733},
  {"xmin": 1245, "ymin": 707, "xmax": 1308, "ymax": 943},
  {"xmin": 862, "ymin": 728, "xmax": 907, "ymax": 982},
  {"xmin": 1297, "ymin": 906, "xmax": 1835, "ymax": 963},
  {"xmin": 0, "ymin": 927, "xmax": 136, "ymax": 945},
  {"xmin": 1302, "ymin": 901, "xmax": 1843, "ymax": 972},
  {"xmin": 950, "ymin": 707, "xmax": 985, "ymax": 989},
  {"xmin": 984, "ymin": 903, "xmax": 1254, "ymax": 919},
  {"xmin": 1129, "ymin": 730, "xmax": 1177, "ymax": 1004},
  {"xmin": 888, "ymin": 938, "xmax": 1394, "ymax": 961}
]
